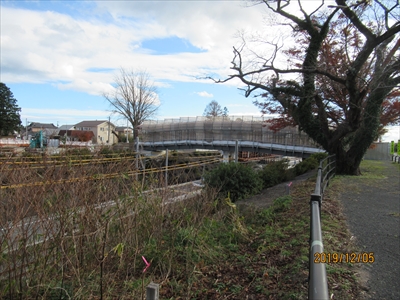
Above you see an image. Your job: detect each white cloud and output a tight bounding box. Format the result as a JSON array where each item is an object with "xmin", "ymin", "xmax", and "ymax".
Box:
[
  {"xmin": 56, "ymin": 79, "xmax": 114, "ymax": 96},
  {"xmin": 381, "ymin": 126, "xmax": 400, "ymax": 143},
  {"xmin": 23, "ymin": 108, "xmax": 110, "ymax": 117},
  {"xmin": 196, "ymin": 91, "xmax": 213, "ymax": 98},
  {"xmin": 1, "ymin": 3, "xmax": 267, "ymax": 89},
  {"xmin": 22, "ymin": 107, "xmax": 111, "ymax": 125}
]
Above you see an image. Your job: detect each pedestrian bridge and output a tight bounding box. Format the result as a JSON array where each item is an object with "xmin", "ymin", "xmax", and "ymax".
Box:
[{"xmin": 140, "ymin": 116, "xmax": 324, "ymax": 158}]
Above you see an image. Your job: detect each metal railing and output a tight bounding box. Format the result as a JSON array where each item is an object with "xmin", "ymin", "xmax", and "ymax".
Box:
[{"xmin": 309, "ymin": 154, "xmax": 336, "ymax": 300}]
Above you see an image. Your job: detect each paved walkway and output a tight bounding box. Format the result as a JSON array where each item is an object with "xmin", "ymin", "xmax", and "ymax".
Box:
[{"xmin": 338, "ymin": 160, "xmax": 400, "ymax": 300}]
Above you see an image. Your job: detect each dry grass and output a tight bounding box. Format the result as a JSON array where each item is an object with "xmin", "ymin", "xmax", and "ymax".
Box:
[
  {"xmin": 0, "ymin": 148, "xmax": 367, "ymax": 299},
  {"xmin": 0, "ymin": 148, "xmax": 219, "ymax": 299}
]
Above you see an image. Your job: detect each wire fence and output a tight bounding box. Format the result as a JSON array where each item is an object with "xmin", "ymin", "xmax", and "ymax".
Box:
[{"xmin": 0, "ymin": 154, "xmax": 219, "ymax": 190}]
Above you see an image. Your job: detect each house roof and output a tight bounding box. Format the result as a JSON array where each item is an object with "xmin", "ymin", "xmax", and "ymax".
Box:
[
  {"xmin": 74, "ymin": 120, "xmax": 115, "ymax": 127},
  {"xmin": 28, "ymin": 122, "xmax": 58, "ymax": 129},
  {"xmin": 58, "ymin": 125, "xmax": 75, "ymax": 130}
]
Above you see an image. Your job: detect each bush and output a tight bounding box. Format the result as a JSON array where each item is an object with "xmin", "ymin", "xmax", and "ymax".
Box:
[
  {"xmin": 204, "ymin": 162, "xmax": 262, "ymax": 202},
  {"xmin": 284, "ymin": 168, "xmax": 296, "ymax": 181},
  {"xmin": 294, "ymin": 152, "xmax": 328, "ymax": 175},
  {"xmin": 259, "ymin": 160, "xmax": 289, "ymax": 188},
  {"xmin": 310, "ymin": 152, "xmax": 329, "ymax": 162}
]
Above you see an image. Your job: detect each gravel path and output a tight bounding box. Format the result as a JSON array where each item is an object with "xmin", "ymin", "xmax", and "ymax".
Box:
[{"xmin": 338, "ymin": 160, "xmax": 400, "ymax": 300}]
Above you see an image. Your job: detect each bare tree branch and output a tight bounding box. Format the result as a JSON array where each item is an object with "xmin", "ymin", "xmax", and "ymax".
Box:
[{"xmin": 103, "ymin": 68, "xmax": 159, "ymax": 140}]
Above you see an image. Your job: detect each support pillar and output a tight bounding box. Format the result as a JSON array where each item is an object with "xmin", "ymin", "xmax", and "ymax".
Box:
[{"xmin": 222, "ymin": 151, "xmax": 230, "ymax": 163}]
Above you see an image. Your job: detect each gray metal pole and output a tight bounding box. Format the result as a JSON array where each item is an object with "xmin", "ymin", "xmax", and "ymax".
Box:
[
  {"xmin": 165, "ymin": 149, "xmax": 168, "ymax": 187},
  {"xmin": 309, "ymin": 160, "xmax": 329, "ymax": 299},
  {"xmin": 235, "ymin": 140, "xmax": 238, "ymax": 163},
  {"xmin": 136, "ymin": 137, "xmax": 139, "ymax": 181},
  {"xmin": 126, "ymin": 118, "xmax": 129, "ymax": 143},
  {"xmin": 309, "ymin": 199, "xmax": 329, "ymax": 300},
  {"xmin": 108, "ymin": 116, "xmax": 111, "ymax": 144}
]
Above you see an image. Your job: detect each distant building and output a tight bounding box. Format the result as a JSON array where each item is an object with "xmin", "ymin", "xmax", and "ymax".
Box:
[
  {"xmin": 28, "ymin": 122, "xmax": 57, "ymax": 132},
  {"xmin": 24, "ymin": 122, "xmax": 58, "ymax": 138},
  {"xmin": 58, "ymin": 124, "xmax": 75, "ymax": 132},
  {"xmin": 74, "ymin": 120, "xmax": 117, "ymax": 144},
  {"xmin": 58, "ymin": 130, "xmax": 95, "ymax": 142},
  {"xmin": 115, "ymin": 126, "xmax": 133, "ymax": 138}
]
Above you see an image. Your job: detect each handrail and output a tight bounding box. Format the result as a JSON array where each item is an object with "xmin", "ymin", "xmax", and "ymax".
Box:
[{"xmin": 309, "ymin": 154, "xmax": 336, "ymax": 300}]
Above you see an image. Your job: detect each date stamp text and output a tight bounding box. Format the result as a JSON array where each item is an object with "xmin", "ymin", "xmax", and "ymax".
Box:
[{"xmin": 314, "ymin": 252, "xmax": 375, "ymax": 264}]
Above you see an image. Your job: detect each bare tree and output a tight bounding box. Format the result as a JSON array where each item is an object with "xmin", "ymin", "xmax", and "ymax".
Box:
[
  {"xmin": 103, "ymin": 69, "xmax": 159, "ymax": 141},
  {"xmin": 223, "ymin": 107, "xmax": 229, "ymax": 117},
  {"xmin": 211, "ymin": 0, "xmax": 400, "ymax": 175},
  {"xmin": 203, "ymin": 100, "xmax": 224, "ymax": 117}
]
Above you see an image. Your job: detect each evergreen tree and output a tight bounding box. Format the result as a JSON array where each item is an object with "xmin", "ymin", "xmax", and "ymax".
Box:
[{"xmin": 0, "ymin": 83, "xmax": 22, "ymax": 136}]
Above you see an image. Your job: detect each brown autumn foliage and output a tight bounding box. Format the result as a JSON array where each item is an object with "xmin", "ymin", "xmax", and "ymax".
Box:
[
  {"xmin": 258, "ymin": 13, "xmax": 400, "ymax": 137},
  {"xmin": 213, "ymin": 0, "xmax": 400, "ymax": 174}
]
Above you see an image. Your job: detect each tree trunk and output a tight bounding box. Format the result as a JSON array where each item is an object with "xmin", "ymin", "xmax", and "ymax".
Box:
[
  {"xmin": 335, "ymin": 154, "xmax": 362, "ymax": 175},
  {"xmin": 329, "ymin": 140, "xmax": 363, "ymax": 175}
]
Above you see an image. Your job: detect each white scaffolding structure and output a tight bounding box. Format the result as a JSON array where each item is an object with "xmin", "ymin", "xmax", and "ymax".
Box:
[{"xmin": 140, "ymin": 116, "xmax": 319, "ymax": 148}]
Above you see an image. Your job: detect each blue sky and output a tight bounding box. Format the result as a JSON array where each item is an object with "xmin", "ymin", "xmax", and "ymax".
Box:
[
  {"xmin": 1, "ymin": 0, "xmax": 264, "ymax": 125},
  {"xmin": 1, "ymin": 0, "xmax": 399, "ymax": 142}
]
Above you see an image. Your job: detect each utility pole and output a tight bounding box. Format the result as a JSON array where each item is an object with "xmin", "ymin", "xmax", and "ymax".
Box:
[
  {"xmin": 108, "ymin": 116, "xmax": 111, "ymax": 144},
  {"xmin": 126, "ymin": 118, "xmax": 129, "ymax": 143},
  {"xmin": 165, "ymin": 149, "xmax": 169, "ymax": 187},
  {"xmin": 135, "ymin": 136, "xmax": 139, "ymax": 181}
]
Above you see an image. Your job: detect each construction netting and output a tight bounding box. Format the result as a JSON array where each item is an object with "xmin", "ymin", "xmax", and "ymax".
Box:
[{"xmin": 140, "ymin": 116, "xmax": 319, "ymax": 147}]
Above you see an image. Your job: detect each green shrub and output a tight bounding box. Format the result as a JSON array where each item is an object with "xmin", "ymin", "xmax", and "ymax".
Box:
[
  {"xmin": 294, "ymin": 152, "xmax": 328, "ymax": 175},
  {"xmin": 310, "ymin": 152, "xmax": 328, "ymax": 162},
  {"xmin": 259, "ymin": 160, "xmax": 289, "ymax": 188},
  {"xmin": 284, "ymin": 168, "xmax": 296, "ymax": 181},
  {"xmin": 204, "ymin": 162, "xmax": 262, "ymax": 202}
]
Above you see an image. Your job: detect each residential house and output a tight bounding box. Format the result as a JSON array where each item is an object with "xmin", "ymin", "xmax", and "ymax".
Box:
[
  {"xmin": 74, "ymin": 120, "xmax": 117, "ymax": 144},
  {"xmin": 115, "ymin": 126, "xmax": 133, "ymax": 142},
  {"xmin": 24, "ymin": 122, "xmax": 58, "ymax": 138}
]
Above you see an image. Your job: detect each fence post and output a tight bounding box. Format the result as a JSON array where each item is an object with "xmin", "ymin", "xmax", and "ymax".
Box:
[
  {"xmin": 146, "ymin": 282, "xmax": 159, "ymax": 300},
  {"xmin": 285, "ymin": 182, "xmax": 292, "ymax": 195}
]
